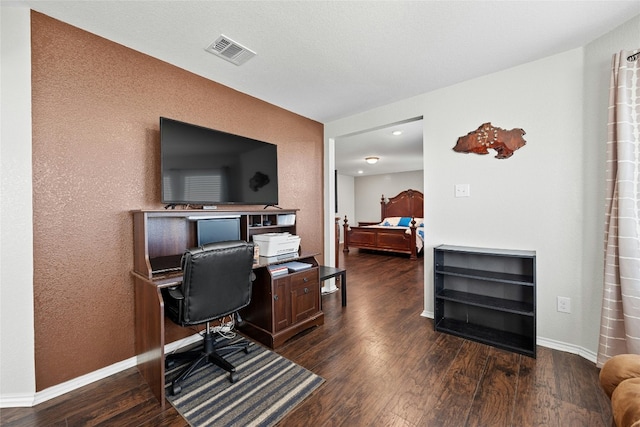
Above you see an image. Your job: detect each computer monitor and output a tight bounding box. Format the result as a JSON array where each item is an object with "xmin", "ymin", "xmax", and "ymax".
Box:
[{"xmin": 196, "ymin": 217, "xmax": 241, "ymax": 246}]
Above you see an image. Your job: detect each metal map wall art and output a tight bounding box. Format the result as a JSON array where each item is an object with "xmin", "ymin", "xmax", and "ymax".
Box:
[{"xmin": 453, "ymin": 122, "xmax": 527, "ymax": 159}]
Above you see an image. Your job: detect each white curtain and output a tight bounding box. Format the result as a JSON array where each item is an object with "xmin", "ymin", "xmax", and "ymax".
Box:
[{"xmin": 597, "ymin": 49, "xmax": 640, "ymax": 367}]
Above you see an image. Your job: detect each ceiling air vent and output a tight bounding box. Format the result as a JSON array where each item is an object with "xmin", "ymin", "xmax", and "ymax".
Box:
[{"xmin": 205, "ymin": 34, "xmax": 256, "ymax": 66}]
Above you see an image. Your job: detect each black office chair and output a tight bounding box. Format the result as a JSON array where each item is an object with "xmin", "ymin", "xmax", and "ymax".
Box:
[{"xmin": 162, "ymin": 240, "xmax": 256, "ymax": 395}]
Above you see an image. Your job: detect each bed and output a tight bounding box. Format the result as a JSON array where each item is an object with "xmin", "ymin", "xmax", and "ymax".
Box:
[{"xmin": 342, "ymin": 189, "xmax": 424, "ymax": 260}]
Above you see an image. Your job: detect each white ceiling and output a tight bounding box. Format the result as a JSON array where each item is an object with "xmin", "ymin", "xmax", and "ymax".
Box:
[
  {"xmin": 335, "ymin": 118, "xmax": 424, "ymax": 176},
  {"xmin": 8, "ymin": 0, "xmax": 640, "ymax": 176}
]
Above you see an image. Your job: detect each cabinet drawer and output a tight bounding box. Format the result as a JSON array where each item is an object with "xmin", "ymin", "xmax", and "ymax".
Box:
[
  {"xmin": 289, "ymin": 268, "xmax": 319, "ymax": 324},
  {"xmin": 289, "ymin": 268, "xmax": 319, "ymax": 288}
]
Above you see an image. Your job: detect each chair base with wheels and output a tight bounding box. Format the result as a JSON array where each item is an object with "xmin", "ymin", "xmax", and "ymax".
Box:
[
  {"xmin": 161, "ymin": 241, "xmax": 257, "ymax": 396},
  {"xmin": 166, "ymin": 318, "xmax": 253, "ymax": 395}
]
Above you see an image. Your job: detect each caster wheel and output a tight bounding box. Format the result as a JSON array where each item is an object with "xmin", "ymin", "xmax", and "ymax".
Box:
[
  {"xmin": 171, "ymin": 383, "xmax": 182, "ymax": 395},
  {"xmin": 229, "ymin": 371, "xmax": 239, "ymax": 383},
  {"xmin": 244, "ymin": 345, "xmax": 252, "ymax": 354}
]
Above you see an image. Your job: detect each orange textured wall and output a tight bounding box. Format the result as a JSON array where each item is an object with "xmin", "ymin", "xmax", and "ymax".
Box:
[{"xmin": 30, "ymin": 11, "xmax": 324, "ymax": 391}]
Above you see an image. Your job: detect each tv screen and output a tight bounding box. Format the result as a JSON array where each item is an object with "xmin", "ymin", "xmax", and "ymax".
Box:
[{"xmin": 160, "ymin": 117, "xmax": 279, "ymax": 206}]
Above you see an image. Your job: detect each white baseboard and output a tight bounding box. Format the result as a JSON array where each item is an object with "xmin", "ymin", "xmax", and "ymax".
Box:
[
  {"xmin": 421, "ymin": 310, "xmax": 434, "ymax": 318},
  {"xmin": 0, "ymin": 393, "xmax": 39, "ymax": 409},
  {"xmin": 0, "ymin": 333, "xmax": 202, "ymax": 408},
  {"xmin": 0, "ymin": 357, "xmax": 138, "ymax": 408},
  {"xmin": 536, "ymin": 336, "xmax": 597, "ymax": 363}
]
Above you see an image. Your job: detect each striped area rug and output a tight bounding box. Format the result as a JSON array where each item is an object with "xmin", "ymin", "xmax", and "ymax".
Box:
[{"xmin": 165, "ymin": 339, "xmax": 324, "ymax": 427}]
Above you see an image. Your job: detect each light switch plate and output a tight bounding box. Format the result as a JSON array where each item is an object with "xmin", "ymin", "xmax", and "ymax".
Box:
[{"xmin": 455, "ymin": 184, "xmax": 470, "ymax": 198}]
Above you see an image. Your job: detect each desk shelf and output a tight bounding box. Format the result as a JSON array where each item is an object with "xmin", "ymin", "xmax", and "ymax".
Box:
[
  {"xmin": 245, "ymin": 213, "xmax": 297, "ymax": 242},
  {"xmin": 132, "ymin": 209, "xmax": 298, "ymax": 279}
]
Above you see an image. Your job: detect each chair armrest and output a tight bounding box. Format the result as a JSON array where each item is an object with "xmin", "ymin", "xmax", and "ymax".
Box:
[{"xmin": 166, "ymin": 286, "xmax": 184, "ymax": 301}]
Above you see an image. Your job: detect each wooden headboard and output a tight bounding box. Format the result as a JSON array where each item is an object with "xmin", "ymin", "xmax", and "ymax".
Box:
[{"xmin": 380, "ymin": 189, "xmax": 424, "ymax": 220}]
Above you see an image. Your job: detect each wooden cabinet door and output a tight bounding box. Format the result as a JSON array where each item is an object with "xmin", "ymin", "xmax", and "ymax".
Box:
[
  {"xmin": 273, "ymin": 277, "xmax": 290, "ymax": 332},
  {"xmin": 289, "ymin": 269, "xmax": 319, "ymax": 324}
]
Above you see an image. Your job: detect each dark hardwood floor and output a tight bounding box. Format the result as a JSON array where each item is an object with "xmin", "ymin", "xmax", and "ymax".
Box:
[{"xmin": 1, "ymin": 248, "xmax": 612, "ymax": 427}]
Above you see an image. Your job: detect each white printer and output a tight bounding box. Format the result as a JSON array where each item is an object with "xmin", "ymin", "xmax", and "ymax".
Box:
[{"xmin": 252, "ymin": 232, "xmax": 301, "ymax": 257}]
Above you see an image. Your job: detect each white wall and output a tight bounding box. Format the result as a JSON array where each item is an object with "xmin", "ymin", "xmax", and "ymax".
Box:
[
  {"xmin": 423, "ymin": 48, "xmax": 586, "ymax": 350},
  {"xmin": 336, "ymin": 173, "xmax": 354, "ymax": 243},
  {"xmin": 325, "ymin": 15, "xmax": 639, "ymax": 359},
  {"xmin": 0, "ymin": 6, "xmax": 36, "ymax": 404},
  {"xmin": 354, "ymin": 170, "xmax": 423, "ymax": 223}
]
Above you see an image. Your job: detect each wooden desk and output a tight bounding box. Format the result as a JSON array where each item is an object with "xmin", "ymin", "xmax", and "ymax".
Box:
[
  {"xmin": 133, "ymin": 272, "xmax": 176, "ymax": 409},
  {"xmin": 131, "ymin": 209, "xmax": 324, "ymax": 406},
  {"xmin": 133, "ymin": 251, "xmax": 323, "ymax": 407}
]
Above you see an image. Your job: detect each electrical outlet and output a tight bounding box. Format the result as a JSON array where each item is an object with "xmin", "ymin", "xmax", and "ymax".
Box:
[{"xmin": 557, "ymin": 296, "xmax": 571, "ymax": 313}]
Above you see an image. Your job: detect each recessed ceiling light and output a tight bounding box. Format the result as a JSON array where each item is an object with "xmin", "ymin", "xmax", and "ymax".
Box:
[
  {"xmin": 392, "ymin": 130, "xmax": 403, "ymax": 136},
  {"xmin": 357, "ymin": 170, "xmax": 363, "ymax": 174},
  {"xmin": 365, "ymin": 156, "xmax": 379, "ymax": 164}
]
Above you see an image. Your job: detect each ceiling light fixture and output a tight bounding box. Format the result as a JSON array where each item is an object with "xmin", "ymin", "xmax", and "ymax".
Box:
[
  {"xmin": 365, "ymin": 156, "xmax": 379, "ymax": 164},
  {"xmin": 392, "ymin": 130, "xmax": 403, "ymax": 136}
]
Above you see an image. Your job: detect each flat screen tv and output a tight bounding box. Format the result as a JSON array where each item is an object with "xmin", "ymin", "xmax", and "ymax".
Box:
[{"xmin": 160, "ymin": 117, "xmax": 279, "ymax": 206}]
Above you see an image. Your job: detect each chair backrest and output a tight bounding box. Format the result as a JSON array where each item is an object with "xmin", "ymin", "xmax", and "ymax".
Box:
[{"xmin": 179, "ymin": 240, "xmax": 255, "ymax": 325}]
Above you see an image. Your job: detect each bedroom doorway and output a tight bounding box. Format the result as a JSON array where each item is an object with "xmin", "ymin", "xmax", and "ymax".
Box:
[
  {"xmin": 323, "ymin": 116, "xmax": 424, "ymax": 308},
  {"xmin": 325, "ymin": 116, "xmax": 433, "ymax": 308},
  {"xmin": 333, "ymin": 117, "xmax": 423, "ymax": 241}
]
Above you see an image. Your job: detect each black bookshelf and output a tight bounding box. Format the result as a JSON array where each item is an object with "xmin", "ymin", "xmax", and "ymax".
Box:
[{"xmin": 434, "ymin": 245, "xmax": 536, "ymax": 358}]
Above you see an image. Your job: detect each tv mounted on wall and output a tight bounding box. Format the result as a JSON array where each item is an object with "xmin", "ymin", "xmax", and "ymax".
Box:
[{"xmin": 160, "ymin": 117, "xmax": 279, "ymax": 207}]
